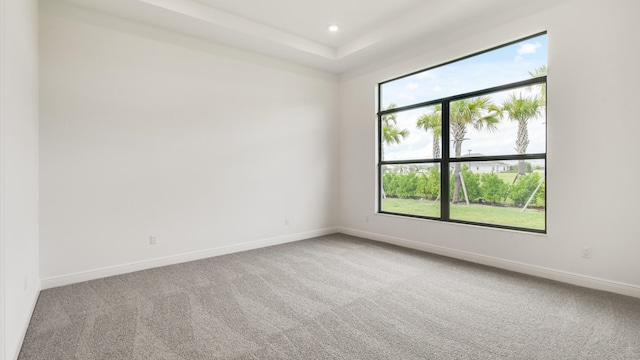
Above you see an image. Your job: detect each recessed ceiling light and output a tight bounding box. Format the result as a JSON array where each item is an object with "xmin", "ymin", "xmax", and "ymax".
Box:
[{"xmin": 328, "ymin": 25, "xmax": 339, "ymax": 32}]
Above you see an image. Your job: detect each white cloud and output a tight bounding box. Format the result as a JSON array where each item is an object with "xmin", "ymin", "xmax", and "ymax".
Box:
[
  {"xmin": 516, "ymin": 42, "xmax": 542, "ymax": 61},
  {"xmin": 433, "ymin": 86, "xmax": 442, "ymax": 92},
  {"xmin": 406, "ymin": 82, "xmax": 419, "ymax": 90},
  {"xmin": 518, "ymin": 42, "xmax": 542, "ymax": 55}
]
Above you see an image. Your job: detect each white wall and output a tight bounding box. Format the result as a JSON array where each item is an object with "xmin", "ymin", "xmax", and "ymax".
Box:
[
  {"xmin": 36, "ymin": 0, "xmax": 640, "ymax": 299},
  {"xmin": 39, "ymin": 4, "xmax": 339, "ymax": 285},
  {"xmin": 0, "ymin": 0, "xmax": 40, "ymax": 358},
  {"xmin": 338, "ymin": 0, "xmax": 640, "ymax": 296}
]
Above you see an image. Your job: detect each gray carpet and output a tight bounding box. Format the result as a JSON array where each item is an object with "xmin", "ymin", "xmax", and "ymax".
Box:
[{"xmin": 19, "ymin": 234, "xmax": 640, "ymax": 359}]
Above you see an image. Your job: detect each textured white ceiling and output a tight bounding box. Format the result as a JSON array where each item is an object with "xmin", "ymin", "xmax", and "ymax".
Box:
[{"xmin": 47, "ymin": 0, "xmax": 558, "ymax": 73}]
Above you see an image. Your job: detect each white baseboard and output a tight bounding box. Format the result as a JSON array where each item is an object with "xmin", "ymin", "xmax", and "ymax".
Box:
[
  {"xmin": 40, "ymin": 227, "xmax": 339, "ymax": 290},
  {"xmin": 40, "ymin": 226, "xmax": 640, "ymax": 299},
  {"xmin": 10, "ymin": 285, "xmax": 40, "ymax": 360},
  {"xmin": 338, "ymin": 227, "xmax": 640, "ymax": 299}
]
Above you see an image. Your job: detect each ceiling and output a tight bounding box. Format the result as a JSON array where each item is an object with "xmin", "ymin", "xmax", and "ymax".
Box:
[{"xmin": 49, "ymin": 0, "xmax": 550, "ymax": 74}]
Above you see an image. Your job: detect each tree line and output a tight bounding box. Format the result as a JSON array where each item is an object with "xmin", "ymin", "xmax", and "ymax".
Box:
[{"xmin": 383, "ymin": 165, "xmax": 545, "ymax": 207}]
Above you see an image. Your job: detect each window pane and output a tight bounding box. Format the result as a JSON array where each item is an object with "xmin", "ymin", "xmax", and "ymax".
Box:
[
  {"xmin": 382, "ymin": 106, "xmax": 441, "ymax": 161},
  {"xmin": 380, "ymin": 34, "xmax": 547, "ymax": 109},
  {"xmin": 381, "ymin": 164, "xmax": 441, "ymax": 217},
  {"xmin": 449, "ymin": 86, "xmax": 546, "ymax": 158},
  {"xmin": 449, "ymin": 160, "xmax": 545, "ymax": 230}
]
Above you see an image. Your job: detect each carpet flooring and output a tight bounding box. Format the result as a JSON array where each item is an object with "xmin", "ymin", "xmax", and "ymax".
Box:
[{"xmin": 18, "ymin": 234, "xmax": 640, "ymax": 359}]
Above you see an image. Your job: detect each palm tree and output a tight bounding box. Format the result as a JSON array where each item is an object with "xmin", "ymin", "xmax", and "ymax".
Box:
[
  {"xmin": 450, "ymin": 97, "xmax": 501, "ymax": 203},
  {"xmin": 380, "ymin": 103, "xmax": 409, "ymax": 199},
  {"xmin": 416, "ymin": 105, "xmax": 442, "ymax": 158},
  {"xmin": 381, "ymin": 103, "xmax": 409, "ymax": 158},
  {"xmin": 502, "ymin": 93, "xmax": 543, "ymax": 177},
  {"xmin": 528, "ymin": 65, "xmax": 547, "ymax": 103}
]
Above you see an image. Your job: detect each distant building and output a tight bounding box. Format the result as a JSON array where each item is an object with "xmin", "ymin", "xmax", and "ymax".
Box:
[{"xmin": 460, "ymin": 153, "xmax": 509, "ymax": 174}]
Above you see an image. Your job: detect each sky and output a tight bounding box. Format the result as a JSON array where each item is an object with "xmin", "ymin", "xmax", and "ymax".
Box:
[{"xmin": 381, "ymin": 34, "xmax": 547, "ymax": 162}]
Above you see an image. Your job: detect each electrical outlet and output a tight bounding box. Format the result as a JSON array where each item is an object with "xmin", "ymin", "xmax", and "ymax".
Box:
[
  {"xmin": 581, "ymin": 247, "xmax": 591, "ymax": 259},
  {"xmin": 150, "ymin": 235, "xmax": 157, "ymax": 245},
  {"xmin": 365, "ymin": 216, "xmax": 370, "ymax": 223},
  {"xmin": 285, "ymin": 219, "xmax": 290, "ymax": 226}
]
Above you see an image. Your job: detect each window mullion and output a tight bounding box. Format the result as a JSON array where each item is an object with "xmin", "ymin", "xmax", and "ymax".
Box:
[
  {"xmin": 377, "ymin": 111, "xmax": 383, "ymax": 214},
  {"xmin": 441, "ymin": 101, "xmax": 450, "ymax": 221}
]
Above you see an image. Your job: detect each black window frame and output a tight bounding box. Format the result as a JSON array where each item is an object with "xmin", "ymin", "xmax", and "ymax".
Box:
[{"xmin": 377, "ymin": 33, "xmax": 547, "ymax": 234}]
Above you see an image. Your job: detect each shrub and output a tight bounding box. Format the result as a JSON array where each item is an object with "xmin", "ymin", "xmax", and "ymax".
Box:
[
  {"xmin": 535, "ymin": 181, "xmax": 546, "ymax": 207},
  {"xmin": 417, "ymin": 167, "xmax": 440, "ymax": 199},
  {"xmin": 417, "ymin": 174, "xmax": 429, "ymax": 198},
  {"xmin": 480, "ymin": 172, "xmax": 509, "ymax": 203},
  {"xmin": 509, "ymin": 172, "xmax": 542, "ymax": 206},
  {"xmin": 451, "ymin": 165, "xmax": 481, "ymax": 202},
  {"xmin": 382, "ymin": 172, "xmax": 398, "ymax": 197},
  {"xmin": 396, "ymin": 172, "xmax": 418, "ymax": 198}
]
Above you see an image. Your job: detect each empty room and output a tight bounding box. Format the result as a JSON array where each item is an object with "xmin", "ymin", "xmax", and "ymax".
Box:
[{"xmin": 2, "ymin": 0, "xmax": 639, "ymax": 359}]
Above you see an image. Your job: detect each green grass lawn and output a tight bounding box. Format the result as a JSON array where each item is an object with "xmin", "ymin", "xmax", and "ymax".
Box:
[
  {"xmin": 496, "ymin": 172, "xmax": 517, "ymax": 184},
  {"xmin": 382, "ymin": 198, "xmax": 545, "ymax": 230}
]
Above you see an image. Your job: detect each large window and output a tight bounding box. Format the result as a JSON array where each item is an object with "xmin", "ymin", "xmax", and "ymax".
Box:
[{"xmin": 378, "ymin": 33, "xmax": 547, "ymax": 232}]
